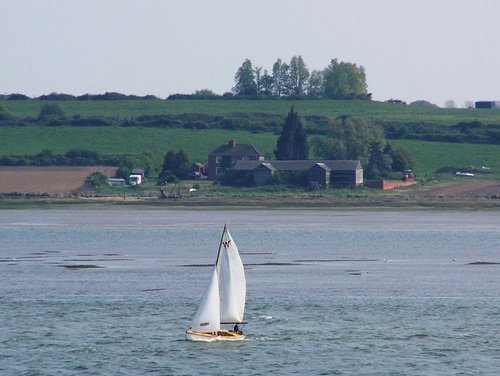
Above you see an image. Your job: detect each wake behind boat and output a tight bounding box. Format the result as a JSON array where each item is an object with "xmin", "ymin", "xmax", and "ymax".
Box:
[{"xmin": 186, "ymin": 225, "xmax": 247, "ymax": 341}]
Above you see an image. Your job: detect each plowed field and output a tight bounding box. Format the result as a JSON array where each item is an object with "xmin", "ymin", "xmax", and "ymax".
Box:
[
  {"xmin": 417, "ymin": 179, "xmax": 500, "ymax": 196},
  {"xmin": 0, "ymin": 166, "xmax": 118, "ymax": 194}
]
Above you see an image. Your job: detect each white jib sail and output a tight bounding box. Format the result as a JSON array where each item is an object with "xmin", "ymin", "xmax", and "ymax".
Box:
[
  {"xmin": 190, "ymin": 268, "xmax": 221, "ymax": 332},
  {"xmin": 216, "ymin": 228, "xmax": 246, "ymax": 323}
]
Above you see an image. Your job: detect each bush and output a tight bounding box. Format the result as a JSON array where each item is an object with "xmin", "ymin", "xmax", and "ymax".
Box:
[
  {"xmin": 220, "ymin": 171, "xmax": 253, "ymax": 187},
  {"xmin": 0, "ymin": 109, "xmax": 14, "ymax": 123},
  {"xmin": 38, "ymin": 103, "xmax": 65, "ymax": 121},
  {"xmin": 7, "ymin": 93, "xmax": 30, "ymax": 100},
  {"xmin": 85, "ymin": 172, "xmax": 109, "ymax": 188},
  {"xmin": 37, "ymin": 93, "xmax": 76, "ymax": 100},
  {"xmin": 166, "ymin": 175, "xmax": 178, "ymax": 184},
  {"xmin": 65, "ymin": 149, "xmax": 100, "ymax": 165}
]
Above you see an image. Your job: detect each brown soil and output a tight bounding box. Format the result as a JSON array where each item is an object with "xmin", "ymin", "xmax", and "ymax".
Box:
[
  {"xmin": 416, "ymin": 179, "xmax": 500, "ymax": 197},
  {"xmin": 0, "ymin": 166, "xmax": 118, "ymax": 195}
]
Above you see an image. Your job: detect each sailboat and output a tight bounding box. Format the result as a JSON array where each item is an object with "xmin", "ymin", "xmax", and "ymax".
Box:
[{"xmin": 186, "ymin": 225, "xmax": 247, "ymax": 341}]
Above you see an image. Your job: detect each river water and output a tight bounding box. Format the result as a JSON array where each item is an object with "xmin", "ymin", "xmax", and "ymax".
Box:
[{"xmin": 0, "ymin": 208, "xmax": 499, "ymax": 375}]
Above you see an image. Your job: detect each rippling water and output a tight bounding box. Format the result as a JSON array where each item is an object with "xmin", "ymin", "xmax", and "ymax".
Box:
[{"xmin": 1, "ymin": 208, "xmax": 499, "ymax": 375}]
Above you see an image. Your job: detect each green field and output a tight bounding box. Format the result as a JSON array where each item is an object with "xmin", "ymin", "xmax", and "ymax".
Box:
[
  {"xmin": 3, "ymin": 98, "xmax": 500, "ymax": 126},
  {"xmin": 2, "ymin": 124, "xmax": 500, "ymax": 179},
  {"xmin": 0, "ymin": 126, "xmax": 278, "ymax": 163},
  {"xmin": 391, "ymin": 140, "xmax": 500, "ymax": 179}
]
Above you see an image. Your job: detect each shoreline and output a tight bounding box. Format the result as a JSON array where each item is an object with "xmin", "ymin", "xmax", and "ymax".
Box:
[{"xmin": 2, "ymin": 194, "xmax": 500, "ymax": 210}]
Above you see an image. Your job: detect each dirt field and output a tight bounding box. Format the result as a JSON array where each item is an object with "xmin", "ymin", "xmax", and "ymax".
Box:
[
  {"xmin": 417, "ymin": 179, "xmax": 500, "ymax": 197},
  {"xmin": 0, "ymin": 166, "xmax": 118, "ymax": 194}
]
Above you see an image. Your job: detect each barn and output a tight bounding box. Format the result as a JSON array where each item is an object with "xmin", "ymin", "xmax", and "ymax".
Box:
[
  {"xmin": 231, "ymin": 160, "xmax": 363, "ymax": 188},
  {"xmin": 475, "ymin": 101, "xmax": 500, "ymax": 109}
]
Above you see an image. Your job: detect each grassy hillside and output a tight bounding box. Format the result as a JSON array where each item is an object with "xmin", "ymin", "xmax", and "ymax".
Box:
[
  {"xmin": 390, "ymin": 140, "xmax": 500, "ymax": 179},
  {"xmin": 1, "ymin": 124, "xmax": 499, "ymax": 179},
  {"xmin": 0, "ymin": 126, "xmax": 278, "ymax": 163},
  {"xmin": 3, "ymin": 98, "xmax": 500, "ymax": 126}
]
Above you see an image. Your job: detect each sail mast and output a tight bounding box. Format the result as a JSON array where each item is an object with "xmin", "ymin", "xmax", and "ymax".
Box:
[{"xmin": 215, "ymin": 224, "xmax": 227, "ymax": 266}]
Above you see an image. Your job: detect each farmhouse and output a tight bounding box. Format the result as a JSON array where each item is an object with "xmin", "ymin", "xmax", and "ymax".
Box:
[
  {"xmin": 231, "ymin": 160, "xmax": 363, "ymax": 188},
  {"xmin": 207, "ymin": 139, "xmax": 265, "ymax": 180}
]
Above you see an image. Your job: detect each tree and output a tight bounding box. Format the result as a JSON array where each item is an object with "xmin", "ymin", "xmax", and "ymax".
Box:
[
  {"xmin": 463, "ymin": 100, "xmax": 474, "ymax": 109},
  {"xmin": 160, "ymin": 149, "xmax": 177, "ymax": 178},
  {"xmin": 259, "ymin": 69, "xmax": 274, "ymax": 96},
  {"xmin": 444, "ymin": 99, "xmax": 456, "ymax": 109},
  {"xmin": 288, "ymin": 55, "xmax": 310, "ymax": 96},
  {"xmin": 233, "ymin": 59, "xmax": 257, "ymax": 96},
  {"xmin": 322, "ymin": 59, "xmax": 368, "ymax": 99},
  {"xmin": 0, "ymin": 105, "xmax": 13, "ymax": 121},
  {"xmin": 173, "ymin": 149, "xmax": 191, "ymax": 178},
  {"xmin": 160, "ymin": 149, "xmax": 192, "ymax": 179},
  {"xmin": 192, "ymin": 89, "xmax": 218, "ymax": 98},
  {"xmin": 254, "ymin": 66, "xmax": 263, "ymax": 95},
  {"xmin": 313, "ymin": 116, "xmax": 384, "ymax": 164},
  {"xmin": 85, "ymin": 171, "xmax": 109, "ymax": 188},
  {"xmin": 38, "ymin": 103, "xmax": 65, "ymax": 121},
  {"xmin": 274, "ymin": 106, "xmax": 308, "ymax": 160},
  {"xmin": 365, "ymin": 141, "xmax": 392, "ymax": 179},
  {"xmin": 272, "ymin": 58, "xmax": 289, "ymax": 97},
  {"xmin": 307, "ymin": 70, "xmax": 323, "ymax": 97},
  {"xmin": 390, "ymin": 145, "xmax": 415, "ymax": 171}
]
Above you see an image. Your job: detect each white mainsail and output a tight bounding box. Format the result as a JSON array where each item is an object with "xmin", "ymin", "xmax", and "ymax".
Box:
[
  {"xmin": 188, "ymin": 225, "xmax": 246, "ymax": 338},
  {"xmin": 189, "ymin": 268, "xmax": 221, "ymax": 332},
  {"xmin": 216, "ymin": 227, "xmax": 246, "ymax": 323}
]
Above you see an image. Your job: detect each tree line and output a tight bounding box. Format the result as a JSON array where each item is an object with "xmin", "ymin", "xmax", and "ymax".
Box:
[
  {"xmin": 0, "ymin": 92, "xmax": 158, "ymax": 101},
  {"xmin": 232, "ymin": 56, "xmax": 370, "ymax": 99}
]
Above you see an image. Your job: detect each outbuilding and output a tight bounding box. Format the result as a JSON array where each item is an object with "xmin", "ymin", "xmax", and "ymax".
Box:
[
  {"xmin": 231, "ymin": 159, "xmax": 363, "ymax": 188},
  {"xmin": 253, "ymin": 163, "xmax": 277, "ymax": 185},
  {"xmin": 308, "ymin": 163, "xmax": 331, "ymax": 188}
]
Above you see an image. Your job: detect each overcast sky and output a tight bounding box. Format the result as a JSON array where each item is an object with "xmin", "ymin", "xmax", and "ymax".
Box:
[{"xmin": 1, "ymin": 0, "xmax": 499, "ymax": 107}]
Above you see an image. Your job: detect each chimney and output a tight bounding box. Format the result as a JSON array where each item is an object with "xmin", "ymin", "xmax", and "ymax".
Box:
[{"xmin": 229, "ymin": 139, "xmax": 236, "ymax": 148}]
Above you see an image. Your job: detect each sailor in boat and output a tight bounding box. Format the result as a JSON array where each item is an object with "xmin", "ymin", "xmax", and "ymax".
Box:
[{"xmin": 233, "ymin": 324, "xmax": 240, "ymax": 333}]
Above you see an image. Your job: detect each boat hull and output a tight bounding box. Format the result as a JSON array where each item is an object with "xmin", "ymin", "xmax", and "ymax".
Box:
[{"xmin": 185, "ymin": 329, "xmax": 245, "ymax": 342}]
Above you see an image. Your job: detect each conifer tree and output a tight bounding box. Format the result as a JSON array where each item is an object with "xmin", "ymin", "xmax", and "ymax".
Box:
[
  {"xmin": 365, "ymin": 141, "xmax": 392, "ymax": 179},
  {"xmin": 173, "ymin": 149, "xmax": 191, "ymax": 178},
  {"xmin": 274, "ymin": 106, "xmax": 308, "ymax": 160},
  {"xmin": 160, "ymin": 149, "xmax": 177, "ymax": 178}
]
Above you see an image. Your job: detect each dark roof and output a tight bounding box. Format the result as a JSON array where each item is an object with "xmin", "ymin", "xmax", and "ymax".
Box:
[
  {"xmin": 255, "ymin": 162, "xmax": 277, "ymax": 172},
  {"xmin": 209, "ymin": 142, "xmax": 264, "ymax": 157},
  {"xmin": 311, "ymin": 163, "xmax": 331, "ymax": 171},
  {"xmin": 232, "ymin": 160, "xmax": 362, "ymax": 172}
]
